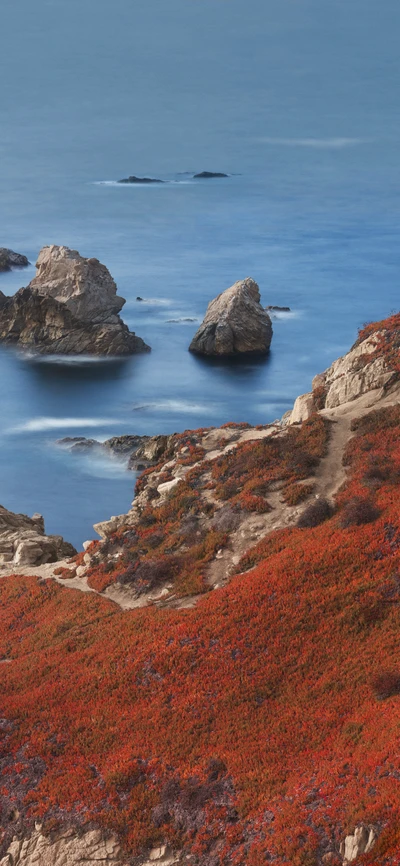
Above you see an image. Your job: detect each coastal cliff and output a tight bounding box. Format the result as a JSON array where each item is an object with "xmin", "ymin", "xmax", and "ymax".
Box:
[{"xmin": 1, "ymin": 314, "xmax": 400, "ymax": 866}]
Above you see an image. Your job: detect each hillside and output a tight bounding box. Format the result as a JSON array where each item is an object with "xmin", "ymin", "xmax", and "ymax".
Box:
[{"xmin": 1, "ymin": 315, "xmax": 400, "ymax": 866}]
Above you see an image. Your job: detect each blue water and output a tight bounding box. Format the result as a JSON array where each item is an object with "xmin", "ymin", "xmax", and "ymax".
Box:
[{"xmin": 1, "ymin": 0, "xmax": 400, "ymax": 548}]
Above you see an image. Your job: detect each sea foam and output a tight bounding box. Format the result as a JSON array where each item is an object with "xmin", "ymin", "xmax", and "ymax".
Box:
[
  {"xmin": 259, "ymin": 137, "xmax": 368, "ymax": 148},
  {"xmin": 8, "ymin": 417, "xmax": 119, "ymax": 434}
]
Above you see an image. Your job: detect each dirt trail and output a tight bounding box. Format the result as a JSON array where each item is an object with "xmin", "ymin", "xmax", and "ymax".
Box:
[{"xmin": 2, "ymin": 385, "xmax": 399, "ymax": 610}]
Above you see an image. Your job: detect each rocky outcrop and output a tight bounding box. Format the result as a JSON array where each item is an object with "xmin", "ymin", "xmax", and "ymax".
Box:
[
  {"xmin": 0, "ymin": 505, "xmax": 76, "ymax": 567},
  {"xmin": 57, "ymin": 433, "xmax": 173, "ymax": 470},
  {"xmin": 0, "ymin": 248, "xmax": 29, "ymax": 271},
  {"xmin": 339, "ymin": 825, "xmax": 377, "ymax": 862},
  {"xmin": 189, "ymin": 278, "xmax": 273, "ymax": 356},
  {"xmin": 0, "ymin": 830, "xmax": 181, "ymax": 866},
  {"xmin": 289, "ymin": 334, "xmax": 396, "ymax": 424},
  {"xmin": 118, "ymin": 175, "xmax": 164, "ymax": 184},
  {"xmin": 0, "ymin": 246, "xmax": 150, "ymax": 355}
]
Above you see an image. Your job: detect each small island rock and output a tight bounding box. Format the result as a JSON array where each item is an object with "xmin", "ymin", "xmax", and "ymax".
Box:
[
  {"xmin": 118, "ymin": 175, "xmax": 164, "ymax": 184},
  {"xmin": 189, "ymin": 277, "xmax": 273, "ymax": 356},
  {"xmin": 0, "ymin": 245, "xmax": 150, "ymax": 355},
  {"xmin": 193, "ymin": 171, "xmax": 229, "ymax": 179},
  {"xmin": 0, "ymin": 248, "xmax": 29, "ymax": 271}
]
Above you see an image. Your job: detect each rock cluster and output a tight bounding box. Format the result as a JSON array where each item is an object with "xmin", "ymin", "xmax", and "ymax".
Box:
[
  {"xmin": 0, "ymin": 248, "xmax": 29, "ymax": 271},
  {"xmin": 189, "ymin": 277, "xmax": 273, "ymax": 356},
  {"xmin": 58, "ymin": 433, "xmax": 173, "ymax": 471},
  {"xmin": 0, "ymin": 505, "xmax": 76, "ymax": 567},
  {"xmin": 0, "ymin": 246, "xmax": 150, "ymax": 355}
]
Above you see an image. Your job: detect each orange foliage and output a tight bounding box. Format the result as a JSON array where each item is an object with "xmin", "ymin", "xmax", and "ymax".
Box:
[{"xmin": 1, "ymin": 401, "xmax": 400, "ymax": 862}]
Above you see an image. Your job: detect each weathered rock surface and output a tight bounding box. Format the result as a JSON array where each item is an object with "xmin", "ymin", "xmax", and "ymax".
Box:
[
  {"xmin": 0, "ymin": 830, "xmax": 181, "ymax": 866},
  {"xmin": 189, "ymin": 277, "xmax": 273, "ymax": 356},
  {"xmin": 289, "ymin": 334, "xmax": 396, "ymax": 424},
  {"xmin": 0, "ymin": 505, "xmax": 76, "ymax": 567},
  {"xmin": 0, "ymin": 248, "xmax": 29, "ymax": 271},
  {"xmin": 339, "ymin": 824, "xmax": 377, "ymax": 862},
  {"xmin": 118, "ymin": 175, "xmax": 164, "ymax": 184},
  {"xmin": 0, "ymin": 246, "xmax": 150, "ymax": 355}
]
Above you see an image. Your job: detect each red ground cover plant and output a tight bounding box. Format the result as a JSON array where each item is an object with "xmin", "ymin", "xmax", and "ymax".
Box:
[
  {"xmin": 86, "ymin": 416, "xmax": 329, "ymax": 599},
  {"xmin": 1, "ymin": 396, "xmax": 400, "ymax": 862}
]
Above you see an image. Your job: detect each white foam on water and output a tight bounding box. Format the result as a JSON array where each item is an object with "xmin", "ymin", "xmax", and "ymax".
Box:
[
  {"xmin": 8, "ymin": 417, "xmax": 120, "ymax": 434},
  {"xmin": 93, "ymin": 180, "xmax": 168, "ymax": 187},
  {"xmin": 132, "ymin": 399, "xmax": 213, "ymax": 414},
  {"xmin": 267, "ymin": 309, "xmax": 302, "ymax": 320},
  {"xmin": 23, "ymin": 353, "xmax": 123, "ymax": 366},
  {"xmin": 165, "ymin": 317, "xmax": 199, "ymax": 324},
  {"xmin": 134, "ymin": 298, "xmax": 172, "ymax": 306},
  {"xmin": 73, "ymin": 455, "xmax": 130, "ymax": 480},
  {"xmin": 259, "ymin": 137, "xmax": 369, "ymax": 148}
]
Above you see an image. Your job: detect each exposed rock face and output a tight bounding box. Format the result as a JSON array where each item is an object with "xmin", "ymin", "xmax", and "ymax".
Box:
[
  {"xmin": 0, "ymin": 246, "xmax": 150, "ymax": 355},
  {"xmin": 0, "ymin": 505, "xmax": 76, "ymax": 567},
  {"xmin": 0, "ymin": 831, "xmax": 180, "ymax": 866},
  {"xmin": 289, "ymin": 334, "xmax": 396, "ymax": 424},
  {"xmin": 0, "ymin": 248, "xmax": 29, "ymax": 271},
  {"xmin": 189, "ymin": 278, "xmax": 273, "ymax": 356},
  {"xmin": 339, "ymin": 825, "xmax": 377, "ymax": 862}
]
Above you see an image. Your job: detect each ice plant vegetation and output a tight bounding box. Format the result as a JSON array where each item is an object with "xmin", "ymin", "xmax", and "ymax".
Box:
[{"xmin": 1, "ymin": 318, "xmax": 400, "ymax": 864}]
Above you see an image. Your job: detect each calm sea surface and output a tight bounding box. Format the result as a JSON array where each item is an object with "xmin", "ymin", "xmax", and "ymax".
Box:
[{"xmin": 1, "ymin": 0, "xmax": 400, "ymax": 547}]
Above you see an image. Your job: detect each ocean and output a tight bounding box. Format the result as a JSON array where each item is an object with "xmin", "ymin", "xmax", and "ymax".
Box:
[{"xmin": 1, "ymin": 0, "xmax": 399, "ymax": 548}]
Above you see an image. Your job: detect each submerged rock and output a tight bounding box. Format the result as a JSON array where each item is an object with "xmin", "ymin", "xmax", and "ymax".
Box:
[
  {"xmin": 0, "ymin": 245, "xmax": 150, "ymax": 355},
  {"xmin": 189, "ymin": 277, "xmax": 273, "ymax": 356},
  {"xmin": 266, "ymin": 305, "xmax": 291, "ymax": 312},
  {"xmin": 0, "ymin": 505, "xmax": 76, "ymax": 567},
  {"xmin": 0, "ymin": 248, "xmax": 29, "ymax": 271},
  {"xmin": 118, "ymin": 175, "xmax": 164, "ymax": 184},
  {"xmin": 193, "ymin": 171, "xmax": 229, "ymax": 178}
]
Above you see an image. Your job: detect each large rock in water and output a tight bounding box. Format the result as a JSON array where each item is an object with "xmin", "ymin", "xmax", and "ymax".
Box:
[
  {"xmin": 189, "ymin": 278, "xmax": 273, "ymax": 356},
  {"xmin": 0, "ymin": 246, "xmax": 150, "ymax": 355}
]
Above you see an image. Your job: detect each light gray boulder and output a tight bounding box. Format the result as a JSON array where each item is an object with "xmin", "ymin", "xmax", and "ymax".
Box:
[
  {"xmin": 0, "ymin": 246, "xmax": 150, "ymax": 355},
  {"xmin": 189, "ymin": 278, "xmax": 273, "ymax": 356},
  {"xmin": 0, "ymin": 505, "xmax": 76, "ymax": 567},
  {"xmin": 29, "ymin": 246, "xmax": 124, "ymax": 325}
]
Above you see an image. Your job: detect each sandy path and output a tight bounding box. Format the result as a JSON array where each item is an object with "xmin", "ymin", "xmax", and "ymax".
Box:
[{"xmin": 2, "ymin": 385, "xmax": 399, "ymax": 610}]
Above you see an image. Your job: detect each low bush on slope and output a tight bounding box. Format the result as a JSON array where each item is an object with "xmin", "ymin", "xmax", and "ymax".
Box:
[
  {"xmin": 1, "ymin": 406, "xmax": 400, "ymax": 863},
  {"xmin": 86, "ymin": 415, "xmax": 329, "ymax": 596}
]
